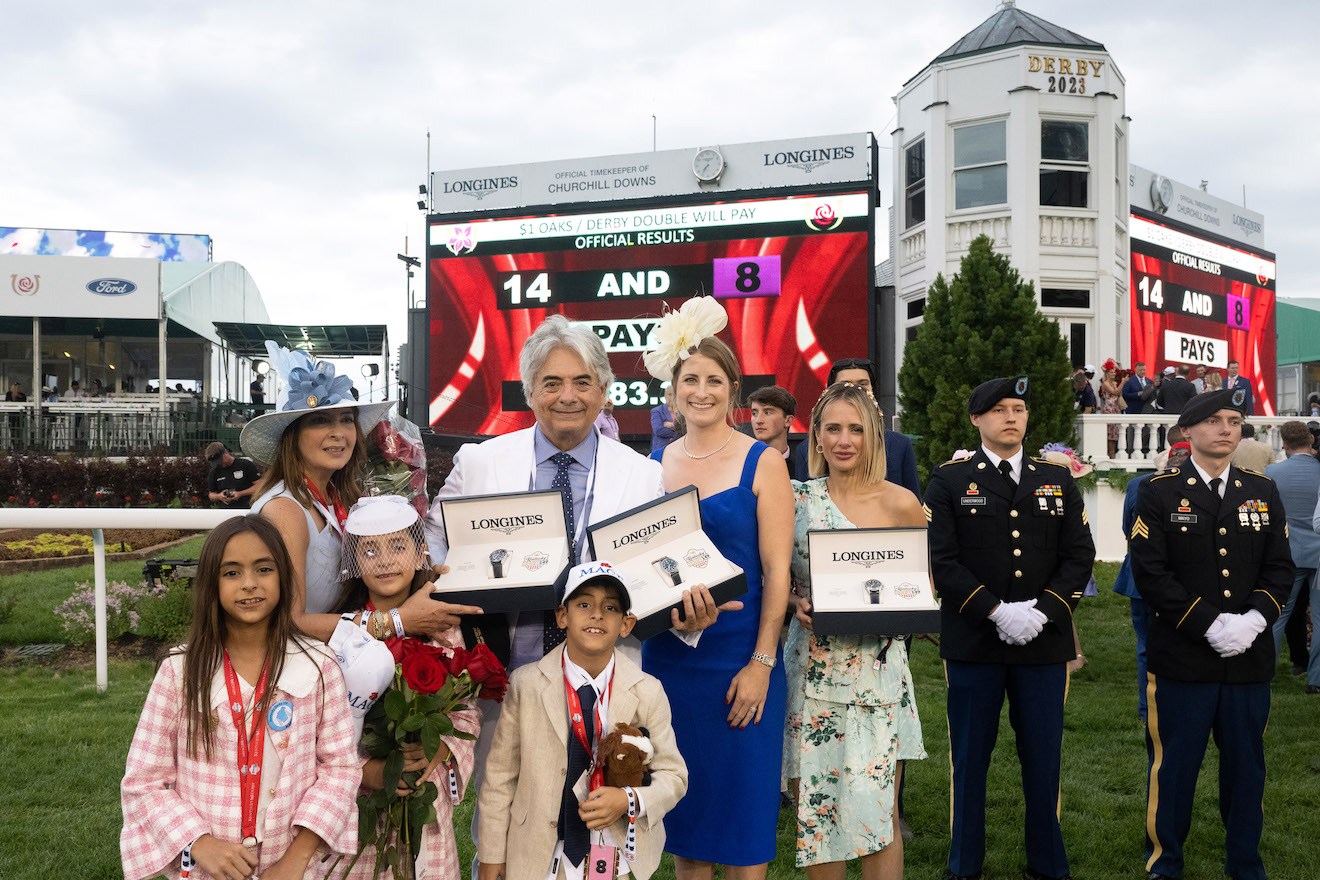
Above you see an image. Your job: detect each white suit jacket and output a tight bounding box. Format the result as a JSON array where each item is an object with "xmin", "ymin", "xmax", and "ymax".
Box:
[{"xmin": 423, "ymin": 426, "xmax": 664, "ymax": 563}]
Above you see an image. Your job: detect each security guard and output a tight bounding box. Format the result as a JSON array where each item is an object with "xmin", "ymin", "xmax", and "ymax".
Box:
[
  {"xmin": 925, "ymin": 376, "xmax": 1095, "ymax": 880},
  {"xmin": 1129, "ymin": 388, "xmax": 1292, "ymax": 880}
]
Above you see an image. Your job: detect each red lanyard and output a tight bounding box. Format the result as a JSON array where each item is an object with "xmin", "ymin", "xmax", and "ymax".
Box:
[
  {"xmin": 562, "ymin": 653, "xmax": 613, "ymax": 792},
  {"xmin": 304, "ymin": 479, "xmax": 347, "ymax": 533},
  {"xmin": 222, "ymin": 651, "xmax": 271, "ymax": 845}
]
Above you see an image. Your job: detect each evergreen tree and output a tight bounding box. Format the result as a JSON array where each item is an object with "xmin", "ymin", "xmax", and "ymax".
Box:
[{"xmin": 898, "ymin": 234, "xmax": 1075, "ymax": 484}]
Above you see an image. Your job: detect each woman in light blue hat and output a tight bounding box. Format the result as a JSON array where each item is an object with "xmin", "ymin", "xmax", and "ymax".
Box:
[{"xmin": 242, "ymin": 341, "xmax": 479, "ymax": 643}]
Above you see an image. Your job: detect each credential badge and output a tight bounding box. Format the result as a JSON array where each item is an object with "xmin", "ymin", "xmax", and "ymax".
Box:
[{"xmin": 267, "ymin": 699, "xmax": 294, "ymax": 732}]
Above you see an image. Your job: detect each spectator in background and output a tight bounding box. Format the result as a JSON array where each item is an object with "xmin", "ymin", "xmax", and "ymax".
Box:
[
  {"xmin": 650, "ymin": 383, "xmax": 678, "ymax": 453},
  {"xmin": 1308, "ymin": 394, "xmax": 1320, "ymax": 417},
  {"xmin": 1157, "ymin": 364, "xmax": 1197, "ymax": 414},
  {"xmin": 1113, "ymin": 441, "xmax": 1191, "ymax": 722},
  {"xmin": 1232, "ymin": 422, "xmax": 1276, "ymax": 472},
  {"xmin": 1122, "ymin": 362, "xmax": 1150, "ymax": 412},
  {"xmin": 1153, "ymin": 426, "xmax": 1185, "ymax": 471},
  {"xmin": 1073, "ymin": 369, "xmax": 1096, "ymax": 413},
  {"xmin": 747, "ymin": 385, "xmax": 795, "ymax": 461},
  {"xmin": 63, "ymin": 380, "xmax": 85, "ymax": 401},
  {"xmin": 593, "ymin": 396, "xmax": 620, "ymax": 441},
  {"xmin": 1142, "ymin": 369, "xmax": 1165, "ymax": 413},
  {"xmin": 1266, "ymin": 422, "xmax": 1320, "ymax": 696},
  {"xmin": 1203, "ymin": 370, "xmax": 1223, "ymax": 393},
  {"xmin": 5, "ymin": 382, "xmax": 25, "ymax": 402},
  {"xmin": 1099, "ymin": 359, "xmax": 1123, "ymax": 459},
  {"xmin": 204, "ymin": 442, "xmax": 261, "ymax": 509},
  {"xmin": 1190, "ymin": 364, "xmax": 1208, "ymax": 393},
  {"xmin": 250, "ymin": 372, "xmax": 266, "ymax": 406},
  {"xmin": 1225, "ymin": 360, "xmax": 1254, "ymax": 415},
  {"xmin": 792, "ymin": 358, "xmax": 920, "ymax": 497}
]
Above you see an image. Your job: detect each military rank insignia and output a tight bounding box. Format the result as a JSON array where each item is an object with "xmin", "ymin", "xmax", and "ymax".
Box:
[
  {"xmin": 1130, "ymin": 515, "xmax": 1149, "ymax": 540},
  {"xmin": 1236, "ymin": 499, "xmax": 1270, "ymax": 530},
  {"xmin": 1035, "ymin": 484, "xmax": 1064, "ymax": 515}
]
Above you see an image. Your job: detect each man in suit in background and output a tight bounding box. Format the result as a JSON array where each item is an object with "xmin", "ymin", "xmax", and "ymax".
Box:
[
  {"xmin": 1266, "ymin": 421, "xmax": 1320, "ymax": 694},
  {"xmin": 792, "ymin": 357, "xmax": 921, "ymax": 497},
  {"xmin": 1123, "ymin": 362, "xmax": 1154, "ymax": 454},
  {"xmin": 1225, "ymin": 360, "xmax": 1254, "ymax": 416},
  {"xmin": 1157, "ymin": 364, "xmax": 1197, "ymax": 414}
]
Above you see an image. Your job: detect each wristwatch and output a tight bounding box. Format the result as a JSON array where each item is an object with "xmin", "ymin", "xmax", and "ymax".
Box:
[
  {"xmin": 865, "ymin": 578, "xmax": 884, "ymax": 605},
  {"xmin": 489, "ymin": 548, "xmax": 509, "ymax": 579},
  {"xmin": 654, "ymin": 556, "xmax": 682, "ymax": 586}
]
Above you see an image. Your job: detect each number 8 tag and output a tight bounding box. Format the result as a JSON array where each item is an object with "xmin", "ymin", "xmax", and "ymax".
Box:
[{"xmin": 588, "ymin": 843, "xmax": 617, "ymax": 880}]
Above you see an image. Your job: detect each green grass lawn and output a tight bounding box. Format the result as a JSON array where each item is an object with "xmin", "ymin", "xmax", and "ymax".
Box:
[
  {"xmin": 0, "ymin": 535, "xmax": 206, "ymax": 645},
  {"xmin": 2, "ymin": 561, "xmax": 1318, "ymax": 878}
]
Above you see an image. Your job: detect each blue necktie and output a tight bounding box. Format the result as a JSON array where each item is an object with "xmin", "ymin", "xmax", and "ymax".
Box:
[
  {"xmin": 559, "ymin": 683, "xmax": 596, "ymax": 867},
  {"xmin": 544, "ymin": 452, "xmax": 576, "ymax": 654}
]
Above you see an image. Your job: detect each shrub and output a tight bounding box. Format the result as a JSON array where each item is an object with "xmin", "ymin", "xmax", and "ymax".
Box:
[
  {"xmin": 136, "ymin": 578, "xmax": 193, "ymax": 644},
  {"xmin": 0, "ymin": 451, "xmax": 208, "ymax": 508},
  {"xmin": 53, "ymin": 580, "xmax": 148, "ymax": 644}
]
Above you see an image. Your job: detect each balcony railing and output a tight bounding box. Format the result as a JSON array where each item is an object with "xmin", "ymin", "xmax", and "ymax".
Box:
[
  {"xmin": 0, "ymin": 400, "xmax": 270, "ymax": 456},
  {"xmin": 1074, "ymin": 413, "xmax": 1285, "ymax": 471}
]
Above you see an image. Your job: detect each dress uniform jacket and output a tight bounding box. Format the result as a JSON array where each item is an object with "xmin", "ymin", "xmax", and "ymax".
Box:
[
  {"xmin": 1129, "ymin": 463, "xmax": 1292, "ymax": 683},
  {"xmin": 925, "ymin": 450, "xmax": 1095, "ymax": 665}
]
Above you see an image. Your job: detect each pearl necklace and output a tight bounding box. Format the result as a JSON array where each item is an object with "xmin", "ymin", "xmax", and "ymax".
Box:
[{"xmin": 682, "ymin": 427, "xmax": 736, "ymax": 460}]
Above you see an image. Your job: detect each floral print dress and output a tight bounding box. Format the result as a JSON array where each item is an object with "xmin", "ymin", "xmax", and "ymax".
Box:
[{"xmin": 783, "ymin": 479, "xmax": 926, "ymax": 867}]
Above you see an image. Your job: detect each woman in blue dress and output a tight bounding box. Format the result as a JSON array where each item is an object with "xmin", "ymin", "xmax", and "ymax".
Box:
[{"xmin": 640, "ymin": 298, "xmax": 794, "ymax": 878}]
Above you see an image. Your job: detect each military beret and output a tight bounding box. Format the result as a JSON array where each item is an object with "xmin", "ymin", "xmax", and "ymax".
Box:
[
  {"xmin": 968, "ymin": 376, "xmax": 1029, "ymax": 415},
  {"xmin": 1177, "ymin": 387, "xmax": 1248, "ymax": 427}
]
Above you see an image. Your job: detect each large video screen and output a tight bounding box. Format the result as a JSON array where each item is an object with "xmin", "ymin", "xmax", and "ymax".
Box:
[
  {"xmin": 426, "ymin": 188, "xmax": 873, "ymax": 436},
  {"xmin": 1129, "ymin": 209, "xmax": 1277, "ymax": 415}
]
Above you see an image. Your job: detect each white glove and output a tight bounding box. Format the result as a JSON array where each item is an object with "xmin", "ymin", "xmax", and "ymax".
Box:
[
  {"xmin": 1207, "ymin": 610, "xmax": 1267, "ymax": 658},
  {"xmin": 1204, "ymin": 613, "xmax": 1234, "ymax": 656},
  {"xmin": 989, "ymin": 599, "xmax": 1048, "ymax": 645}
]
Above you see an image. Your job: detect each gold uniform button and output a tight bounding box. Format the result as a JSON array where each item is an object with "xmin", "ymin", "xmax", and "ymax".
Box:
[
  {"xmin": 970, "ymin": 509, "xmax": 977, "ymax": 515},
  {"xmin": 1180, "ymin": 526, "xmax": 1187, "ymax": 533},
  {"xmin": 1012, "ymin": 530, "xmax": 1020, "ymax": 538},
  {"xmin": 1223, "ymin": 590, "xmax": 1232, "ymax": 598},
  {"xmin": 1219, "ymin": 527, "xmax": 1227, "ymax": 535},
  {"xmin": 1219, "ymin": 548, "xmax": 1227, "ymax": 556},
  {"xmin": 1013, "ymin": 549, "xmax": 1022, "ymax": 556},
  {"xmin": 1010, "ymin": 510, "xmax": 1019, "ymax": 518},
  {"xmin": 1014, "ymin": 570, "xmax": 1023, "ymax": 578},
  {"xmin": 268, "ymin": 787, "xmax": 277, "ymax": 796},
  {"xmin": 1222, "ymin": 569, "xmax": 1230, "ymax": 577}
]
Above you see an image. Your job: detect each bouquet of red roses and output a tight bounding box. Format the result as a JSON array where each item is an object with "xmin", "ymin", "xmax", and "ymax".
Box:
[
  {"xmin": 326, "ymin": 636, "xmax": 508, "ymax": 879},
  {"xmin": 366, "ymin": 412, "xmax": 429, "ymax": 517}
]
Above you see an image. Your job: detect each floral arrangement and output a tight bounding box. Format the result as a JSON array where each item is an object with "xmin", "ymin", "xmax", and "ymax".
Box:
[
  {"xmin": 1039, "ymin": 442, "xmax": 1098, "ymax": 492},
  {"xmin": 328, "ymin": 637, "xmax": 507, "ymax": 879},
  {"xmin": 365, "ymin": 413, "xmax": 429, "ymax": 516},
  {"xmin": 642, "ymin": 296, "xmax": 728, "ymax": 381},
  {"xmin": 263, "ymin": 340, "xmax": 355, "ymax": 410}
]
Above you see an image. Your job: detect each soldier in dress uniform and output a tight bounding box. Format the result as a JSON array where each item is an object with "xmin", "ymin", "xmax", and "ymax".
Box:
[
  {"xmin": 924, "ymin": 376, "xmax": 1095, "ymax": 880},
  {"xmin": 1129, "ymin": 388, "xmax": 1292, "ymax": 880}
]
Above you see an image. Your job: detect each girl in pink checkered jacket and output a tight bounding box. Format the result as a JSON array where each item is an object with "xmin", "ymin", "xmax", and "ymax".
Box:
[{"xmin": 121, "ymin": 516, "xmax": 361, "ymax": 880}]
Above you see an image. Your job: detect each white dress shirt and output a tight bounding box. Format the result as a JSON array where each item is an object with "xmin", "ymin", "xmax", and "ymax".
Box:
[{"xmin": 980, "ymin": 445, "xmax": 1025, "ymax": 484}]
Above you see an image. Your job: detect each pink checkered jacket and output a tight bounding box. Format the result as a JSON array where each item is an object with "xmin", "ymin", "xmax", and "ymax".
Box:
[
  {"xmin": 335, "ymin": 630, "xmax": 481, "ymax": 880},
  {"xmin": 121, "ymin": 638, "xmax": 360, "ymax": 880}
]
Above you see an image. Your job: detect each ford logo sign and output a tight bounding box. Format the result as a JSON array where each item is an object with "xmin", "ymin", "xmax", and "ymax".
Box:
[{"xmin": 87, "ymin": 278, "xmax": 137, "ymax": 296}]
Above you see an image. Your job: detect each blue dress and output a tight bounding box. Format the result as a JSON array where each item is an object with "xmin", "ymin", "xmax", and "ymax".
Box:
[{"xmin": 643, "ymin": 441, "xmax": 788, "ymax": 865}]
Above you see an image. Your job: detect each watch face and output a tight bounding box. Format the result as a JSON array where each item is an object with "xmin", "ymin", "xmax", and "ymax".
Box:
[
  {"xmin": 658, "ymin": 557, "xmax": 679, "ymax": 574},
  {"xmin": 865, "ymin": 579, "xmax": 883, "ymax": 594},
  {"xmin": 692, "ymin": 148, "xmax": 723, "ymax": 182},
  {"xmin": 490, "ymin": 549, "xmax": 508, "ymax": 563}
]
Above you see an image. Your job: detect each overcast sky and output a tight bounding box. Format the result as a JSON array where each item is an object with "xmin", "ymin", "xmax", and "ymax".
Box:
[{"xmin": 4, "ymin": 0, "xmax": 1318, "ymax": 387}]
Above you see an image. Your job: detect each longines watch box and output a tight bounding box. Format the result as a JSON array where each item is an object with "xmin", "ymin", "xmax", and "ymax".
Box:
[
  {"xmin": 431, "ymin": 490, "xmax": 570, "ymax": 613},
  {"xmin": 587, "ymin": 486, "xmax": 747, "ymax": 640},
  {"xmin": 805, "ymin": 527, "xmax": 940, "ymax": 635}
]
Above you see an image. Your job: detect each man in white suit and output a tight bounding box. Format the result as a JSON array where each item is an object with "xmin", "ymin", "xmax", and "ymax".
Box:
[{"xmin": 424, "ymin": 315, "xmax": 730, "ymax": 871}]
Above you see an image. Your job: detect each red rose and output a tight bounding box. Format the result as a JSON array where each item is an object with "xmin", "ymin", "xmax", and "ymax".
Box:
[
  {"xmin": 385, "ymin": 635, "xmax": 405, "ymax": 664},
  {"xmin": 446, "ymin": 646, "xmax": 471, "ymax": 676},
  {"xmin": 400, "ymin": 640, "xmax": 449, "ymax": 694},
  {"xmin": 467, "ymin": 643, "xmax": 509, "ymax": 702}
]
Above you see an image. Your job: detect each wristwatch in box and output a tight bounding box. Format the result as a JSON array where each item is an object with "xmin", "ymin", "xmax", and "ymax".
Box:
[
  {"xmin": 864, "ymin": 578, "xmax": 884, "ymax": 605},
  {"xmin": 490, "ymin": 548, "xmax": 509, "ymax": 579},
  {"xmin": 654, "ymin": 556, "xmax": 682, "ymax": 586}
]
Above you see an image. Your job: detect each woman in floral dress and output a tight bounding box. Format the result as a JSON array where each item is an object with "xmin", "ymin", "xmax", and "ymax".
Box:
[
  {"xmin": 1100, "ymin": 359, "xmax": 1123, "ymax": 459},
  {"xmin": 783, "ymin": 382, "xmax": 926, "ymax": 878}
]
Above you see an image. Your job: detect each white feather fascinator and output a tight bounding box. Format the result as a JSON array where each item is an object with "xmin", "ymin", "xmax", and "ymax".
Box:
[{"xmin": 642, "ymin": 297, "xmax": 729, "ymax": 381}]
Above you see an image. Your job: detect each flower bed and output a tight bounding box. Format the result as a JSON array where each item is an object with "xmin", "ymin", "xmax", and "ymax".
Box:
[
  {"xmin": 0, "ymin": 528, "xmax": 190, "ymax": 561},
  {"xmin": 0, "ymin": 451, "xmax": 209, "ymax": 508}
]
